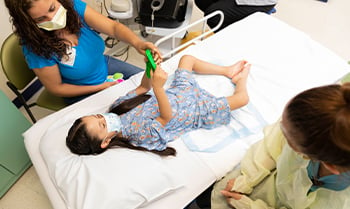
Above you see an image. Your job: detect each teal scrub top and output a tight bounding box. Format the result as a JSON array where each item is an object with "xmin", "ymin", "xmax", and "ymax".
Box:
[
  {"xmin": 307, "ymin": 161, "xmax": 350, "ymax": 192},
  {"xmin": 22, "ymin": 0, "xmax": 107, "ymax": 86}
]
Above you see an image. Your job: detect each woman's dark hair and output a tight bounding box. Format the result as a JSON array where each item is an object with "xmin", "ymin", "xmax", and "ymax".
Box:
[
  {"xmin": 66, "ymin": 93, "xmax": 176, "ymax": 156},
  {"xmin": 285, "ymin": 82, "xmax": 350, "ymax": 168},
  {"xmin": 4, "ymin": 0, "xmax": 82, "ymax": 59}
]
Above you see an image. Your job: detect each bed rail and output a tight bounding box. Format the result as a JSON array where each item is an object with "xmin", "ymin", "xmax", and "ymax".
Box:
[{"xmin": 155, "ymin": 10, "xmax": 224, "ymax": 58}]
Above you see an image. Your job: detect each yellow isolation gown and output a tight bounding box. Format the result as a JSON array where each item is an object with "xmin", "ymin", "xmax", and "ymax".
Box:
[{"xmin": 211, "ymin": 120, "xmax": 350, "ymax": 209}]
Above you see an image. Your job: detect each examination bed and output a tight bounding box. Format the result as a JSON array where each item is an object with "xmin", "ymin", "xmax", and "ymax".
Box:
[{"xmin": 23, "ymin": 12, "xmax": 350, "ymax": 209}]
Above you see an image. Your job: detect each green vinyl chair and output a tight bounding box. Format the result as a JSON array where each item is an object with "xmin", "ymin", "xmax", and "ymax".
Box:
[{"xmin": 0, "ymin": 33, "xmax": 67, "ymax": 123}]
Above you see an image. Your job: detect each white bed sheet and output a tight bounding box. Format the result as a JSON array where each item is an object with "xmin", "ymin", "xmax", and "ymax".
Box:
[{"xmin": 23, "ymin": 12, "xmax": 350, "ymax": 209}]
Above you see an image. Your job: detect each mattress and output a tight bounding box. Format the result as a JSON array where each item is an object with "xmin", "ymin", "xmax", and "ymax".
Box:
[{"xmin": 23, "ymin": 12, "xmax": 350, "ymax": 209}]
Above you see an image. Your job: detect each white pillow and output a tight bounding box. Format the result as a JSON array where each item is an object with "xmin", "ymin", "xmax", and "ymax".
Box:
[{"xmin": 39, "ymin": 107, "xmax": 184, "ymax": 209}]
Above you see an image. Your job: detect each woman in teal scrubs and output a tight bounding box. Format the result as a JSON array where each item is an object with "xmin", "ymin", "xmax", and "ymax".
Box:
[{"xmin": 5, "ymin": 0, "xmax": 162, "ymax": 104}]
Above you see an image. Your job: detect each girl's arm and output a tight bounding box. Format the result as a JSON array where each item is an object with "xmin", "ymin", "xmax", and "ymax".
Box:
[
  {"xmin": 135, "ymin": 72, "xmax": 152, "ymax": 95},
  {"xmin": 151, "ymin": 66, "xmax": 172, "ymax": 126},
  {"xmin": 33, "ymin": 65, "xmax": 117, "ymax": 97},
  {"xmin": 135, "ymin": 53, "xmax": 163, "ymax": 95}
]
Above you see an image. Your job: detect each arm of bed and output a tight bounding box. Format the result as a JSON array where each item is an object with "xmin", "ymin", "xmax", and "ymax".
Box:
[{"xmin": 155, "ymin": 10, "xmax": 224, "ymax": 58}]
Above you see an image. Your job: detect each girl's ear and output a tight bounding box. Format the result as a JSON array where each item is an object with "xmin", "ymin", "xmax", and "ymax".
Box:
[
  {"xmin": 322, "ymin": 162, "xmax": 341, "ymax": 175},
  {"xmin": 100, "ymin": 138, "xmax": 111, "ymax": 149}
]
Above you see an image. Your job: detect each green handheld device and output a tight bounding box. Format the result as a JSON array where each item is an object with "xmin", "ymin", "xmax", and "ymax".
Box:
[{"xmin": 145, "ymin": 49, "xmax": 157, "ymax": 78}]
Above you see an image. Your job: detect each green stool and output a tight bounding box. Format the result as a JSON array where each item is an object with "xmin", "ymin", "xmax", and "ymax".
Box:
[{"xmin": 0, "ymin": 90, "xmax": 32, "ymax": 197}]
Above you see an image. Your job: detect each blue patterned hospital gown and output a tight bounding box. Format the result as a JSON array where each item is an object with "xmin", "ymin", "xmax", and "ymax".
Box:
[{"xmin": 111, "ymin": 68, "xmax": 231, "ymax": 151}]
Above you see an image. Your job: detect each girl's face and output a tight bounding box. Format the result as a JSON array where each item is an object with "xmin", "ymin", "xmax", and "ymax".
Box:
[
  {"xmin": 27, "ymin": 0, "xmax": 62, "ymax": 24},
  {"xmin": 82, "ymin": 114, "xmax": 114, "ymax": 143}
]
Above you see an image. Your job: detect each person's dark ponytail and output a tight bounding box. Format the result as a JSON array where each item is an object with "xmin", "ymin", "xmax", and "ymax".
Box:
[{"xmin": 109, "ymin": 93, "xmax": 151, "ymax": 115}]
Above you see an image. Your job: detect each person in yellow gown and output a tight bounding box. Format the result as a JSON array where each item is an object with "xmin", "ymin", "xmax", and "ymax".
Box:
[{"xmin": 211, "ymin": 82, "xmax": 350, "ymax": 209}]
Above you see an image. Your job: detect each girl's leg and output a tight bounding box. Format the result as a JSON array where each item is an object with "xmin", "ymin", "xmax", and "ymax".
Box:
[
  {"xmin": 226, "ymin": 64, "xmax": 250, "ymax": 110},
  {"xmin": 105, "ymin": 55, "xmax": 143, "ymax": 79},
  {"xmin": 177, "ymin": 55, "xmax": 250, "ymax": 110},
  {"xmin": 177, "ymin": 55, "xmax": 246, "ymax": 80}
]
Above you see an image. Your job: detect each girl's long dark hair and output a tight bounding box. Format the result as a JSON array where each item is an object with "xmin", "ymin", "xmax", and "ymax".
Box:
[
  {"xmin": 5, "ymin": 0, "xmax": 82, "ymax": 59},
  {"xmin": 109, "ymin": 93, "xmax": 152, "ymax": 115},
  {"xmin": 66, "ymin": 93, "xmax": 176, "ymax": 156}
]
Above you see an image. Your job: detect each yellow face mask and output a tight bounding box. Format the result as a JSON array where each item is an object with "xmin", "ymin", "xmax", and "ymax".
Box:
[{"xmin": 37, "ymin": 5, "xmax": 67, "ymax": 31}]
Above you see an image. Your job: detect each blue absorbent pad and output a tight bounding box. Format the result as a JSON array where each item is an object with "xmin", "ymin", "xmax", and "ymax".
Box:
[{"xmin": 182, "ymin": 102, "xmax": 267, "ymax": 152}]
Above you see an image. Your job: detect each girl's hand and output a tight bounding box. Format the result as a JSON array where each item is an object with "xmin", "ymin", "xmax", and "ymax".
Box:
[{"xmin": 151, "ymin": 65, "xmax": 168, "ymax": 89}]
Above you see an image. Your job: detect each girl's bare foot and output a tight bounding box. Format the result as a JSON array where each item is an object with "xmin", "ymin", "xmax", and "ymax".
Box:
[
  {"xmin": 225, "ymin": 60, "xmax": 247, "ymax": 79},
  {"xmin": 232, "ymin": 64, "xmax": 250, "ymax": 84}
]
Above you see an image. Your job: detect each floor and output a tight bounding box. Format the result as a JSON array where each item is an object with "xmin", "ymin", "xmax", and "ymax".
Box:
[{"xmin": 1, "ymin": 0, "xmax": 349, "ymax": 208}]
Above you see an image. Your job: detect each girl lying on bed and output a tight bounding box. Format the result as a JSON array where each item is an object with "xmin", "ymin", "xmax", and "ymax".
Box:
[{"xmin": 66, "ymin": 55, "xmax": 250, "ymax": 156}]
